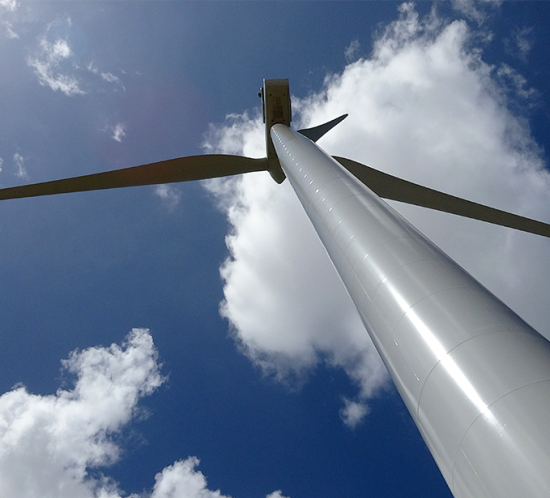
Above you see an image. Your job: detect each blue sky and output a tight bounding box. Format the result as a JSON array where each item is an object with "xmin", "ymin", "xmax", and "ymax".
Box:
[{"xmin": 1, "ymin": 1, "xmax": 550, "ymax": 497}]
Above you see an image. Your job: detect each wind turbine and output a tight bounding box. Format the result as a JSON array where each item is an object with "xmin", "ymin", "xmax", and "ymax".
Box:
[{"xmin": 2, "ymin": 79, "xmax": 550, "ymax": 498}]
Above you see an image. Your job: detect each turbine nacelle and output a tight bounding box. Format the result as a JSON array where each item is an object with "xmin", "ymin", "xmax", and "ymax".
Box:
[{"xmin": 260, "ymin": 78, "xmax": 291, "ymax": 183}]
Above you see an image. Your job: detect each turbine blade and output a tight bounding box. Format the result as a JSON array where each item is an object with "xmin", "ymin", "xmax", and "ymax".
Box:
[
  {"xmin": 297, "ymin": 114, "xmax": 348, "ymax": 142},
  {"xmin": 0, "ymin": 155, "xmax": 268, "ymax": 201},
  {"xmin": 334, "ymin": 155, "xmax": 550, "ymax": 239}
]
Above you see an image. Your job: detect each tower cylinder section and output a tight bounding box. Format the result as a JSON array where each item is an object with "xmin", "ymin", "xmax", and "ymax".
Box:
[{"xmin": 271, "ymin": 123, "xmax": 550, "ymax": 498}]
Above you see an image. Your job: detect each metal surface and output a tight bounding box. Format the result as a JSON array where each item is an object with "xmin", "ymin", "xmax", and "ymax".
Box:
[{"xmin": 271, "ymin": 123, "xmax": 550, "ymax": 498}]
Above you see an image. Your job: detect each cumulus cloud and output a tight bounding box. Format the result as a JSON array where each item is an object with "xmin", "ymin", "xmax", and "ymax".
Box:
[
  {"xmin": 266, "ymin": 491, "xmax": 290, "ymax": 498},
  {"xmin": 151, "ymin": 457, "xmax": 229, "ymax": 498},
  {"xmin": 0, "ymin": 329, "xmax": 282, "ymax": 498},
  {"xmin": 206, "ymin": 161, "xmax": 387, "ymax": 397},
  {"xmin": 0, "ymin": 329, "xmax": 164, "ymax": 497},
  {"xmin": 203, "ymin": 2, "xmax": 550, "ymax": 426},
  {"xmin": 203, "ymin": 118, "xmax": 388, "ymax": 426},
  {"xmin": 151, "ymin": 458, "xmax": 283, "ymax": 498}
]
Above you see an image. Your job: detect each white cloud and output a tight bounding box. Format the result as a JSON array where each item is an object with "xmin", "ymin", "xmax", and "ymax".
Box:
[
  {"xmin": 27, "ymin": 18, "xmax": 124, "ymax": 96},
  {"xmin": 101, "ymin": 122, "xmax": 127, "ymax": 143},
  {"xmin": 154, "ymin": 184, "xmax": 181, "ymax": 210},
  {"xmin": 450, "ymin": 0, "xmax": 501, "ymax": 24},
  {"xmin": 28, "ymin": 57, "xmax": 83, "ymax": 96},
  {"xmin": 340, "ymin": 398, "xmax": 370, "ymax": 429},
  {"xmin": 344, "ymin": 39, "xmax": 361, "ymax": 63},
  {"xmin": 506, "ymin": 27, "xmax": 534, "ymax": 62},
  {"xmin": 101, "ymin": 72, "xmax": 124, "ymax": 89},
  {"xmin": 497, "ymin": 63, "xmax": 538, "ymax": 101},
  {"xmin": 5, "ymin": 23, "xmax": 17, "ymax": 39},
  {"xmin": 13, "ymin": 152, "xmax": 27, "ymax": 180},
  {"xmin": 266, "ymin": 491, "xmax": 290, "ymax": 498},
  {"xmin": 151, "ymin": 458, "xmax": 228, "ymax": 498},
  {"xmin": 151, "ymin": 458, "xmax": 286, "ymax": 498},
  {"xmin": 0, "ymin": 0, "xmax": 17, "ymax": 12},
  {"xmin": 2, "ymin": 21, "xmax": 18, "ymax": 39},
  {"xmin": 514, "ymin": 27, "xmax": 533, "ymax": 60},
  {"xmin": 0, "ymin": 329, "xmax": 164, "ymax": 497},
  {"xmin": 87, "ymin": 62, "xmax": 126, "ymax": 91},
  {"xmin": 27, "ymin": 35, "xmax": 84, "ymax": 96},
  {"xmin": 112, "ymin": 123, "xmax": 126, "ymax": 142},
  {"xmin": 0, "ymin": 329, "xmax": 288, "ymax": 498},
  {"xmin": 0, "ymin": 157, "xmax": 3, "ymax": 174},
  {"xmin": 203, "ymin": 3, "xmax": 550, "ymax": 423},
  {"xmin": 204, "ymin": 118, "xmax": 388, "ymax": 397},
  {"xmin": 203, "ymin": 112, "xmax": 265, "ymax": 158}
]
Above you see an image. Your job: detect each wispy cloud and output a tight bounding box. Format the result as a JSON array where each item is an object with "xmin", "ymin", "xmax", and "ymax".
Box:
[
  {"xmin": 514, "ymin": 27, "xmax": 533, "ymax": 60},
  {"xmin": 497, "ymin": 63, "xmax": 538, "ymax": 102},
  {"xmin": 450, "ymin": 0, "xmax": 501, "ymax": 24},
  {"xmin": 0, "ymin": 0, "xmax": 18, "ymax": 12},
  {"xmin": 344, "ymin": 39, "xmax": 361, "ymax": 63},
  {"xmin": 204, "ymin": 3, "xmax": 550, "ymax": 426},
  {"xmin": 154, "ymin": 184, "xmax": 181, "ymax": 210},
  {"xmin": 27, "ymin": 34, "xmax": 84, "ymax": 96},
  {"xmin": 27, "ymin": 17, "xmax": 124, "ymax": 96},
  {"xmin": 112, "ymin": 122, "xmax": 126, "ymax": 142},
  {"xmin": 13, "ymin": 153, "xmax": 27, "ymax": 180},
  {"xmin": 505, "ymin": 26, "xmax": 534, "ymax": 62},
  {"xmin": 87, "ymin": 61, "xmax": 126, "ymax": 91},
  {"xmin": 1, "ymin": 0, "xmax": 18, "ymax": 39},
  {"xmin": 101, "ymin": 71, "xmax": 125, "ymax": 91},
  {"xmin": 2, "ymin": 22, "xmax": 17, "ymax": 39},
  {"xmin": 101, "ymin": 122, "xmax": 127, "ymax": 142}
]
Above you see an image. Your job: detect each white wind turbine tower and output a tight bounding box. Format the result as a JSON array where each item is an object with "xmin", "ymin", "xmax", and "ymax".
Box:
[{"xmin": 2, "ymin": 79, "xmax": 550, "ymax": 498}]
